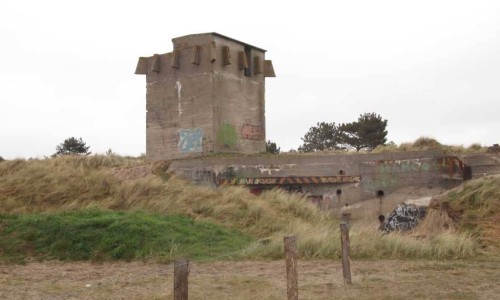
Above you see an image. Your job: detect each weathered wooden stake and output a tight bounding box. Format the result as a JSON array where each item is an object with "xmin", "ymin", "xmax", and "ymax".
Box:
[
  {"xmin": 340, "ymin": 223, "xmax": 352, "ymax": 284},
  {"xmin": 174, "ymin": 259, "xmax": 189, "ymax": 300},
  {"xmin": 284, "ymin": 235, "xmax": 298, "ymax": 300},
  {"xmin": 341, "ymin": 212, "xmax": 352, "ymax": 225}
]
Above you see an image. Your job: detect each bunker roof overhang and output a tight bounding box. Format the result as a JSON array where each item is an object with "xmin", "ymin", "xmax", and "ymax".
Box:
[{"xmin": 173, "ymin": 32, "xmax": 267, "ymax": 52}]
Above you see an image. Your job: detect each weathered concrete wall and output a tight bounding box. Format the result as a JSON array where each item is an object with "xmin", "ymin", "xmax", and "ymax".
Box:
[
  {"xmin": 462, "ymin": 153, "xmax": 500, "ymax": 178},
  {"xmin": 212, "ymin": 35, "xmax": 266, "ymax": 154},
  {"xmin": 136, "ymin": 33, "xmax": 273, "ymax": 160},
  {"xmin": 146, "ymin": 71, "xmax": 214, "ymax": 160},
  {"xmin": 168, "ymin": 151, "xmax": 465, "ymax": 207}
]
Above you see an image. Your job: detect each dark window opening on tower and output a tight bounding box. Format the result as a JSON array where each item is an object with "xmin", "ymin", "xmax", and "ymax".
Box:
[{"xmin": 244, "ymin": 46, "xmax": 252, "ymax": 77}]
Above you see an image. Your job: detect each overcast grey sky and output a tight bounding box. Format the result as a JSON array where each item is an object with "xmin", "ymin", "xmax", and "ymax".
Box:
[{"xmin": 1, "ymin": 0, "xmax": 499, "ymax": 159}]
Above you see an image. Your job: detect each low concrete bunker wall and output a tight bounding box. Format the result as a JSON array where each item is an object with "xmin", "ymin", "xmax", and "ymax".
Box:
[{"xmin": 168, "ymin": 150, "xmax": 465, "ymax": 208}]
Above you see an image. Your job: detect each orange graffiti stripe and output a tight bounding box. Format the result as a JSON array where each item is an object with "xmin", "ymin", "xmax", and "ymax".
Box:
[{"xmin": 218, "ymin": 175, "xmax": 362, "ymax": 186}]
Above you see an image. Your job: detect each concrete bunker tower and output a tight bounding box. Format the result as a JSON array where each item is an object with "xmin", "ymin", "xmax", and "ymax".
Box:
[{"xmin": 135, "ymin": 33, "xmax": 275, "ymax": 160}]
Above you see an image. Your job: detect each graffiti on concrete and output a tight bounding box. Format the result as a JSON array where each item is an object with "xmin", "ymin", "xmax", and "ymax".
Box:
[
  {"xmin": 217, "ymin": 123, "xmax": 238, "ymax": 148},
  {"xmin": 241, "ymin": 124, "xmax": 264, "ymax": 140},
  {"xmin": 256, "ymin": 164, "xmax": 297, "ymax": 175},
  {"xmin": 381, "ymin": 204, "xmax": 425, "ymax": 233},
  {"xmin": 362, "ymin": 174, "xmax": 398, "ymax": 192},
  {"xmin": 178, "ymin": 128, "xmax": 203, "ymax": 153},
  {"xmin": 362, "ymin": 157, "xmax": 465, "ymax": 192},
  {"xmin": 218, "ymin": 175, "xmax": 361, "ymax": 186},
  {"xmin": 437, "ymin": 157, "xmax": 465, "ymax": 179},
  {"xmin": 364, "ymin": 157, "xmax": 464, "ymax": 178},
  {"xmin": 363, "ymin": 158, "xmax": 436, "ymax": 173},
  {"xmin": 175, "ymin": 81, "xmax": 182, "ymax": 118}
]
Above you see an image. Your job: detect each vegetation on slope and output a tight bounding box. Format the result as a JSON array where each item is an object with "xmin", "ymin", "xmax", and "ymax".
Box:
[
  {"xmin": 414, "ymin": 174, "xmax": 500, "ymax": 255},
  {"xmin": 0, "ymin": 155, "xmax": 325, "ymax": 238},
  {"xmin": 446, "ymin": 175, "xmax": 500, "ymax": 249},
  {"xmin": 372, "ymin": 137, "xmax": 487, "ymax": 154},
  {"xmin": 0, "ymin": 209, "xmax": 252, "ymax": 263},
  {"xmin": 0, "ymin": 155, "xmax": 482, "ymax": 261}
]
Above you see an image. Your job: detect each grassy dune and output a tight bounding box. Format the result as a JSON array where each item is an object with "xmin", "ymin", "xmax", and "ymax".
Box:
[
  {"xmin": 372, "ymin": 137, "xmax": 487, "ymax": 154},
  {"xmin": 444, "ymin": 175, "xmax": 500, "ymax": 250},
  {"xmin": 0, "ymin": 209, "xmax": 252, "ymax": 263},
  {"xmin": 0, "ymin": 156, "xmax": 328, "ymax": 238},
  {"xmin": 0, "ymin": 155, "xmax": 490, "ymax": 261}
]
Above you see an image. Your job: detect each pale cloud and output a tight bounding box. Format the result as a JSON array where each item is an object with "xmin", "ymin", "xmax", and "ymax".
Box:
[{"xmin": 1, "ymin": 0, "xmax": 499, "ymax": 158}]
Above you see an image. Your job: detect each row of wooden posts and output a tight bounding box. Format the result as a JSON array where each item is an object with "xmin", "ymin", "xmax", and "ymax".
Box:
[{"xmin": 173, "ymin": 213, "xmax": 352, "ymax": 300}]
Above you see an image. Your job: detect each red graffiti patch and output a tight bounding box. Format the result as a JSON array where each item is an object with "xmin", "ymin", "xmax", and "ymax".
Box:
[{"xmin": 241, "ymin": 124, "xmax": 264, "ymax": 140}]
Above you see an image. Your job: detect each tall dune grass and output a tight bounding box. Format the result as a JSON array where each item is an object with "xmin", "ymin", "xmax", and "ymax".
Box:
[
  {"xmin": 244, "ymin": 222, "xmax": 476, "ymax": 260},
  {"xmin": 0, "ymin": 155, "xmax": 481, "ymax": 259},
  {"xmin": 372, "ymin": 137, "xmax": 488, "ymax": 154},
  {"xmin": 444, "ymin": 175, "xmax": 500, "ymax": 249},
  {"xmin": 0, "ymin": 156, "xmax": 327, "ymax": 238}
]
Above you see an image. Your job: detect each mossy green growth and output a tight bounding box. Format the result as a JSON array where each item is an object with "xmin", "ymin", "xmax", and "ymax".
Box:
[
  {"xmin": 216, "ymin": 123, "xmax": 238, "ymax": 148},
  {"xmin": 0, "ymin": 209, "xmax": 253, "ymax": 263}
]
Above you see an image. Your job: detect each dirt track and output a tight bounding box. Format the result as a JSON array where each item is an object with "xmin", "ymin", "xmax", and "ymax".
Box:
[{"xmin": 1, "ymin": 259, "xmax": 499, "ymax": 299}]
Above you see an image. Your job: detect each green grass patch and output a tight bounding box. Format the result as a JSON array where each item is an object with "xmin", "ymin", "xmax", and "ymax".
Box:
[{"xmin": 0, "ymin": 209, "xmax": 253, "ymax": 263}]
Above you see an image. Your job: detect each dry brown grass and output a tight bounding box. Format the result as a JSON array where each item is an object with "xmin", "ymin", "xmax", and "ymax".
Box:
[
  {"xmin": 0, "ymin": 155, "xmax": 481, "ymax": 259},
  {"xmin": 372, "ymin": 136, "xmax": 488, "ymax": 155},
  {"xmin": 454, "ymin": 176, "xmax": 500, "ymax": 246},
  {"xmin": 409, "ymin": 174, "xmax": 500, "ymax": 258},
  {"xmin": 0, "ymin": 155, "xmax": 330, "ymax": 238}
]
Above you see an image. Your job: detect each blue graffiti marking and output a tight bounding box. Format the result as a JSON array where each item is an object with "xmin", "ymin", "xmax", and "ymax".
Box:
[{"xmin": 178, "ymin": 128, "xmax": 203, "ymax": 153}]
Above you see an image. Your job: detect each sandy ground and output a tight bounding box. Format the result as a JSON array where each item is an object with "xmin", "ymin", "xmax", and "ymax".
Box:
[{"xmin": 1, "ymin": 259, "xmax": 499, "ymax": 300}]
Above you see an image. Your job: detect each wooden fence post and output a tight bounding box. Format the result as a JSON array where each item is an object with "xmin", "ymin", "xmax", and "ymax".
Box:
[
  {"xmin": 174, "ymin": 259, "xmax": 189, "ymax": 300},
  {"xmin": 341, "ymin": 212, "xmax": 351, "ymax": 226},
  {"xmin": 284, "ymin": 235, "xmax": 298, "ymax": 300},
  {"xmin": 340, "ymin": 223, "xmax": 352, "ymax": 284}
]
